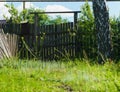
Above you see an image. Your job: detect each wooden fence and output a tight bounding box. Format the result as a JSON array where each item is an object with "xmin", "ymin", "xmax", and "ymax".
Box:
[
  {"xmin": 19, "ymin": 23, "xmax": 75, "ymax": 60},
  {"xmin": 2, "ymin": 22, "xmax": 76, "ymax": 60},
  {"xmin": 2, "ymin": 21, "xmax": 120, "ymax": 60}
]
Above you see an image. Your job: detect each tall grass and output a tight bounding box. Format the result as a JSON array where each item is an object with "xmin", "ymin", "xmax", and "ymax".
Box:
[{"xmin": 0, "ymin": 58, "xmax": 119, "ymax": 92}]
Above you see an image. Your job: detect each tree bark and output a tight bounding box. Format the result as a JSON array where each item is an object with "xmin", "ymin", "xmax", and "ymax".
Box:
[{"xmin": 92, "ymin": 0, "xmax": 112, "ymax": 64}]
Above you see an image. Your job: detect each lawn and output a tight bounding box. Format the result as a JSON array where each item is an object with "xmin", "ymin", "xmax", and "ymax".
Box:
[{"xmin": 0, "ymin": 58, "xmax": 120, "ymax": 92}]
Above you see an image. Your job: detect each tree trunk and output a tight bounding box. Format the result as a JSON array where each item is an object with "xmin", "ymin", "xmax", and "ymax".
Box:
[{"xmin": 92, "ymin": 0, "xmax": 112, "ymax": 64}]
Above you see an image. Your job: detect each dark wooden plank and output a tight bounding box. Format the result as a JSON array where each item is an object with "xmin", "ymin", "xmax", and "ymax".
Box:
[
  {"xmin": 32, "ymin": 24, "xmax": 35, "ymax": 58},
  {"xmin": 43, "ymin": 25, "xmax": 46, "ymax": 60},
  {"xmin": 53, "ymin": 24, "xmax": 55, "ymax": 60},
  {"xmin": 30, "ymin": 11, "xmax": 81, "ymax": 15},
  {"xmin": 62, "ymin": 23, "xmax": 66, "ymax": 58},
  {"xmin": 71, "ymin": 22, "xmax": 75, "ymax": 57},
  {"xmin": 49, "ymin": 25, "xmax": 52, "ymax": 60},
  {"xmin": 68, "ymin": 22, "xmax": 71, "ymax": 57},
  {"xmin": 54, "ymin": 24, "xmax": 57, "ymax": 59},
  {"xmin": 28, "ymin": 25, "xmax": 32, "ymax": 59},
  {"xmin": 56, "ymin": 24, "xmax": 60, "ymax": 59},
  {"xmin": 69, "ymin": 22, "xmax": 74, "ymax": 57},
  {"xmin": 60, "ymin": 23, "xmax": 62, "ymax": 58},
  {"xmin": 36, "ymin": 25, "xmax": 40, "ymax": 58},
  {"xmin": 66, "ymin": 23, "xmax": 69, "ymax": 56},
  {"xmin": 46, "ymin": 25, "xmax": 49, "ymax": 59}
]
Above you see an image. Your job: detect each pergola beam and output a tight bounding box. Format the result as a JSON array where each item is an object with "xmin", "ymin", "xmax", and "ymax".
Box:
[
  {"xmin": 30, "ymin": 11, "xmax": 81, "ymax": 14},
  {"xmin": 0, "ymin": 0, "xmax": 119, "ymax": 2}
]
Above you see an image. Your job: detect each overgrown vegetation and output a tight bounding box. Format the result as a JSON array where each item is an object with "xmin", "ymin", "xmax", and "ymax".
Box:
[
  {"xmin": 77, "ymin": 2, "xmax": 120, "ymax": 61},
  {"xmin": 77, "ymin": 3, "xmax": 97, "ymax": 59},
  {"xmin": 4, "ymin": 4, "xmax": 68, "ymax": 25},
  {"xmin": 0, "ymin": 58, "xmax": 120, "ymax": 92}
]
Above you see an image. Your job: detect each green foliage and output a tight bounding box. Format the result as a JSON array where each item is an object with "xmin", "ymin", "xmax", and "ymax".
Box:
[
  {"xmin": 76, "ymin": 2, "xmax": 97, "ymax": 59},
  {"xmin": 4, "ymin": 4, "xmax": 49, "ymax": 25},
  {"xmin": 77, "ymin": 2, "xmax": 120, "ymax": 60},
  {"xmin": 0, "ymin": 59, "xmax": 120, "ymax": 92},
  {"xmin": 27, "ymin": 8, "xmax": 50, "ymax": 25},
  {"xmin": 4, "ymin": 4, "xmax": 20, "ymax": 23},
  {"xmin": 79, "ymin": 2, "xmax": 94, "ymax": 22},
  {"xmin": 49, "ymin": 15, "xmax": 68, "ymax": 24},
  {"xmin": 4, "ymin": 4, "xmax": 68, "ymax": 25},
  {"xmin": 110, "ymin": 16, "xmax": 120, "ymax": 60}
]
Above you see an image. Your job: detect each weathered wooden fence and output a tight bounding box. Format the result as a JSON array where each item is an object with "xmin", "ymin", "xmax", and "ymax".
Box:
[
  {"xmin": 1, "ymin": 21, "xmax": 17, "ymax": 59},
  {"xmin": 1, "ymin": 21, "xmax": 120, "ymax": 60},
  {"xmin": 2, "ymin": 22, "xmax": 76, "ymax": 60},
  {"xmin": 20, "ymin": 22, "xmax": 76, "ymax": 60}
]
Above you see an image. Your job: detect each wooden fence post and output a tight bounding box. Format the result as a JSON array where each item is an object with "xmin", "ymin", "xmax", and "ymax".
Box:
[
  {"xmin": 74, "ymin": 12, "xmax": 78, "ymax": 57},
  {"xmin": 34, "ymin": 13, "xmax": 38, "ymax": 34},
  {"xmin": 74, "ymin": 12, "xmax": 78, "ymax": 30}
]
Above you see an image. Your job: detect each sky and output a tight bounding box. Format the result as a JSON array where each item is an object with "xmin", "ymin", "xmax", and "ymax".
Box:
[{"xmin": 0, "ymin": 1, "xmax": 120, "ymax": 21}]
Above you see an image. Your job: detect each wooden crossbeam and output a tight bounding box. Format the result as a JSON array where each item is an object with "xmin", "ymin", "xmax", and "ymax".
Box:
[
  {"xmin": 0, "ymin": 0, "xmax": 119, "ymax": 2},
  {"xmin": 30, "ymin": 11, "xmax": 81, "ymax": 14}
]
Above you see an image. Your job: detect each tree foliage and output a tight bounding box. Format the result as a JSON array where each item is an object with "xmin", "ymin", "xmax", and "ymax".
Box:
[
  {"xmin": 76, "ymin": 2, "xmax": 97, "ymax": 59},
  {"xmin": 4, "ymin": 4, "xmax": 68, "ymax": 25},
  {"xmin": 4, "ymin": 4, "xmax": 20, "ymax": 23},
  {"xmin": 76, "ymin": 2, "xmax": 120, "ymax": 61},
  {"xmin": 110, "ymin": 16, "xmax": 120, "ymax": 60},
  {"xmin": 49, "ymin": 15, "xmax": 67, "ymax": 24},
  {"xmin": 79, "ymin": 2, "xmax": 94, "ymax": 22}
]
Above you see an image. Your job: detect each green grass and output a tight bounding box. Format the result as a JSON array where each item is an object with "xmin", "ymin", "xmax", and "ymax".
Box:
[{"xmin": 0, "ymin": 58, "xmax": 120, "ymax": 92}]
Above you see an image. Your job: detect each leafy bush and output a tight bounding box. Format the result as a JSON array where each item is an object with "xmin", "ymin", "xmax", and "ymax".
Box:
[
  {"xmin": 76, "ymin": 2, "xmax": 97, "ymax": 59},
  {"xmin": 110, "ymin": 17, "xmax": 120, "ymax": 60},
  {"xmin": 76, "ymin": 2, "xmax": 120, "ymax": 61}
]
